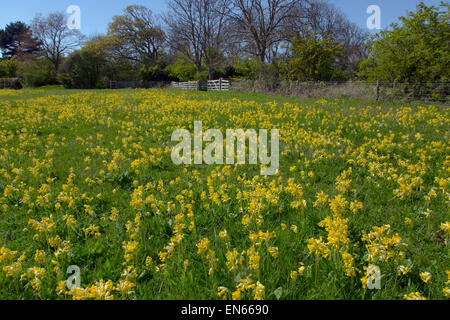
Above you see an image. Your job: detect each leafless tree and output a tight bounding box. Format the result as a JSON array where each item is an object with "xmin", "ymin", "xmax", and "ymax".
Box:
[
  {"xmin": 226, "ymin": 0, "xmax": 298, "ymax": 66},
  {"xmin": 165, "ymin": 0, "xmax": 233, "ymax": 79},
  {"xmin": 31, "ymin": 12, "xmax": 84, "ymax": 72},
  {"xmin": 198, "ymin": 0, "xmax": 233, "ymax": 79},
  {"xmin": 165, "ymin": 0, "xmax": 204, "ymax": 73}
]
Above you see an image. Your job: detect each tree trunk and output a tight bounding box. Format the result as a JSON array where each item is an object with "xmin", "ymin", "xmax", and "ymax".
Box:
[
  {"xmin": 195, "ymin": 61, "xmax": 202, "ymax": 74},
  {"xmin": 208, "ymin": 67, "xmax": 214, "ymax": 80}
]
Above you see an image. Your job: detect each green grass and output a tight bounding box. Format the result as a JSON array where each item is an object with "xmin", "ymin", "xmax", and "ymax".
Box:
[{"xmin": 0, "ymin": 87, "xmax": 448, "ymax": 300}]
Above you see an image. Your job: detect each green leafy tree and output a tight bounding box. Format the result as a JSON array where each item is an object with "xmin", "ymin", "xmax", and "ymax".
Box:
[
  {"xmin": 18, "ymin": 59, "xmax": 57, "ymax": 87},
  {"xmin": 359, "ymin": 2, "xmax": 450, "ymax": 83},
  {"xmin": 281, "ymin": 33, "xmax": 347, "ymax": 81},
  {"xmin": 108, "ymin": 5, "xmax": 166, "ymax": 66},
  {"xmin": 165, "ymin": 57, "xmax": 201, "ymax": 81},
  {"xmin": 0, "ymin": 58, "xmax": 19, "ymax": 77},
  {"xmin": 233, "ymin": 57, "xmax": 259, "ymax": 80},
  {"xmin": 60, "ymin": 48, "xmax": 107, "ymax": 89}
]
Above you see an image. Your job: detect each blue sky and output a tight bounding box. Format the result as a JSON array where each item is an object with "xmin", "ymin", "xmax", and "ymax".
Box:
[{"xmin": 0, "ymin": 0, "xmax": 445, "ymax": 36}]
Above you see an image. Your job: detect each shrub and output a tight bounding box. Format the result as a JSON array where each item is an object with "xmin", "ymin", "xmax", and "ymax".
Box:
[
  {"xmin": 18, "ymin": 59, "xmax": 57, "ymax": 87},
  {"xmin": 165, "ymin": 61, "xmax": 198, "ymax": 82},
  {"xmin": 0, "ymin": 78, "xmax": 22, "ymax": 89},
  {"xmin": 60, "ymin": 50, "xmax": 107, "ymax": 89},
  {"xmin": 0, "ymin": 58, "xmax": 19, "ymax": 78}
]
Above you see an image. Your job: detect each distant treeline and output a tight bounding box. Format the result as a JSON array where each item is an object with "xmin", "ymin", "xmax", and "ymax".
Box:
[{"xmin": 0, "ymin": 1, "xmax": 448, "ymax": 95}]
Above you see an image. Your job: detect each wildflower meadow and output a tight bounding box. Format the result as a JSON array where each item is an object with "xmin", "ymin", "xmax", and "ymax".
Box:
[{"xmin": 0, "ymin": 87, "xmax": 448, "ymax": 300}]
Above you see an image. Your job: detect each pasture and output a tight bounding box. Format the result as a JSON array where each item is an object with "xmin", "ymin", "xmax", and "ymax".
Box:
[{"xmin": 0, "ymin": 87, "xmax": 448, "ymax": 299}]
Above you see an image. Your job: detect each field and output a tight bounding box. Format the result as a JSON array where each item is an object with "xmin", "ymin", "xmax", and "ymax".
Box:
[{"xmin": 0, "ymin": 87, "xmax": 448, "ymax": 300}]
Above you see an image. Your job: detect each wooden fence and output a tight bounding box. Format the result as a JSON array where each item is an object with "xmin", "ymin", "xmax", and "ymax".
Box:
[
  {"xmin": 171, "ymin": 79, "xmax": 230, "ymax": 91},
  {"xmin": 0, "ymin": 78, "xmax": 22, "ymax": 89},
  {"xmin": 207, "ymin": 78, "xmax": 230, "ymax": 91},
  {"xmin": 106, "ymin": 80, "xmax": 171, "ymax": 89},
  {"xmin": 171, "ymin": 81, "xmax": 203, "ymax": 91},
  {"xmin": 105, "ymin": 79, "xmax": 230, "ymax": 91}
]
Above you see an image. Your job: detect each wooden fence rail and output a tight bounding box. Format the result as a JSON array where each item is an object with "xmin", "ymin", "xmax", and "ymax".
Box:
[
  {"xmin": 106, "ymin": 80, "xmax": 171, "ymax": 89},
  {"xmin": 171, "ymin": 79, "xmax": 230, "ymax": 91},
  {"xmin": 0, "ymin": 78, "xmax": 22, "ymax": 89},
  {"xmin": 171, "ymin": 81, "xmax": 203, "ymax": 90},
  {"xmin": 207, "ymin": 78, "xmax": 230, "ymax": 91}
]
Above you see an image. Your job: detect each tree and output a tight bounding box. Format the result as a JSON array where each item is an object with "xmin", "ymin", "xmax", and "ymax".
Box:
[
  {"xmin": 165, "ymin": 0, "xmax": 205, "ymax": 73},
  {"xmin": 280, "ymin": 33, "xmax": 346, "ymax": 81},
  {"xmin": 227, "ymin": 0, "xmax": 297, "ymax": 68},
  {"xmin": 60, "ymin": 48, "xmax": 107, "ymax": 88},
  {"xmin": 165, "ymin": 55, "xmax": 199, "ymax": 81},
  {"xmin": 0, "ymin": 58, "xmax": 19, "ymax": 77},
  {"xmin": 108, "ymin": 5, "xmax": 166, "ymax": 66},
  {"xmin": 359, "ymin": 2, "xmax": 449, "ymax": 83},
  {"xmin": 0, "ymin": 22, "xmax": 40, "ymax": 60},
  {"xmin": 83, "ymin": 35, "xmax": 139, "ymax": 81},
  {"xmin": 198, "ymin": 0, "xmax": 232, "ymax": 79},
  {"xmin": 281, "ymin": 0, "xmax": 366, "ymax": 75},
  {"xmin": 18, "ymin": 59, "xmax": 57, "ymax": 87},
  {"xmin": 31, "ymin": 12, "xmax": 84, "ymax": 73}
]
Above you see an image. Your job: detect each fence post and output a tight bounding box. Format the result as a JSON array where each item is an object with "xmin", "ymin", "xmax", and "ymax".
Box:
[{"xmin": 376, "ymin": 80, "xmax": 380, "ymax": 101}]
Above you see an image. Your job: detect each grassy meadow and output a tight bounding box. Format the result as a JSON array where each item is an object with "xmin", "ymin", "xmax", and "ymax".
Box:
[{"xmin": 0, "ymin": 86, "xmax": 448, "ymax": 300}]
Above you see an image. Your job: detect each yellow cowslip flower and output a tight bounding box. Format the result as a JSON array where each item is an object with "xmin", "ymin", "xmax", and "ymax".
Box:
[
  {"xmin": 290, "ymin": 271, "xmax": 299, "ymax": 282},
  {"xmin": 83, "ymin": 204, "xmax": 95, "ymax": 216},
  {"xmin": 62, "ymin": 214, "xmax": 77, "ymax": 228},
  {"xmin": 2, "ymin": 261, "xmax": 22, "ymax": 277},
  {"xmin": 217, "ymin": 286, "xmax": 228, "ymax": 299},
  {"xmin": 341, "ymin": 251, "xmax": 356, "ymax": 277},
  {"xmin": 349, "ymin": 200, "xmax": 363, "ymax": 214},
  {"xmin": 56, "ymin": 281, "xmax": 67, "ymax": 295},
  {"xmin": 226, "ymin": 248, "xmax": 240, "ymax": 271},
  {"xmin": 318, "ymin": 215, "xmax": 349, "ymax": 249},
  {"xmin": 145, "ymin": 256, "xmax": 153, "ymax": 267},
  {"xmin": 307, "ymin": 237, "xmax": 330, "ymax": 259},
  {"xmin": 67, "ymin": 287, "xmax": 87, "ymax": 300},
  {"xmin": 313, "ymin": 191, "xmax": 329, "ymax": 208},
  {"xmin": 443, "ymin": 287, "xmax": 450, "ymax": 298},
  {"xmin": 246, "ymin": 246, "xmax": 260, "ymax": 270},
  {"xmin": 253, "ymin": 282, "xmax": 265, "ymax": 300},
  {"xmin": 116, "ymin": 279, "xmax": 135, "ymax": 296},
  {"xmin": 404, "ymin": 292, "xmax": 427, "ymax": 300},
  {"xmin": 232, "ymin": 289, "xmax": 241, "ymax": 300},
  {"xmin": 420, "ymin": 208, "xmax": 432, "ymax": 218},
  {"xmin": 0, "ymin": 247, "xmax": 17, "ymax": 263},
  {"xmin": 241, "ymin": 214, "xmax": 251, "ymax": 227},
  {"xmin": 83, "ymin": 224, "xmax": 101, "ymax": 239},
  {"xmin": 196, "ymin": 238, "xmax": 210, "ymax": 255},
  {"xmin": 34, "ymin": 249, "xmax": 46, "ymax": 264},
  {"xmin": 290, "ymin": 225, "xmax": 298, "ymax": 233},
  {"xmin": 219, "ymin": 230, "xmax": 229, "ymax": 241},
  {"xmin": 268, "ymin": 246, "xmax": 279, "ymax": 258},
  {"xmin": 420, "ymin": 271, "xmax": 432, "ymax": 284},
  {"xmin": 404, "ymin": 217, "xmax": 413, "ymax": 227},
  {"xmin": 298, "ymin": 263, "xmax": 306, "ymax": 275},
  {"xmin": 398, "ymin": 265, "xmax": 409, "ymax": 276},
  {"xmin": 362, "ymin": 225, "xmax": 405, "ymax": 263},
  {"xmin": 85, "ymin": 280, "xmax": 115, "ymax": 300},
  {"xmin": 440, "ymin": 222, "xmax": 449, "ymax": 233},
  {"xmin": 329, "ymin": 195, "xmax": 348, "ymax": 216}
]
